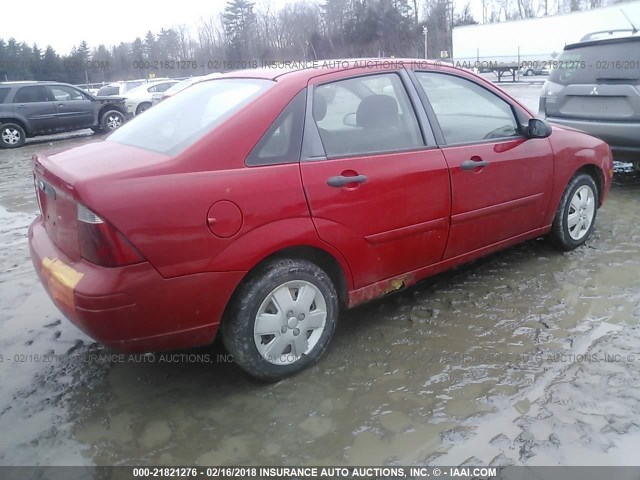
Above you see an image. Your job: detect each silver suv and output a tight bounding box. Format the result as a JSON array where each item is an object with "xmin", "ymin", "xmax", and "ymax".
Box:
[{"xmin": 539, "ymin": 31, "xmax": 640, "ymax": 169}]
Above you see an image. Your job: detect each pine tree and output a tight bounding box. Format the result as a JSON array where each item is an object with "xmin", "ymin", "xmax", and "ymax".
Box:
[{"xmin": 222, "ymin": 0, "xmax": 257, "ymax": 60}]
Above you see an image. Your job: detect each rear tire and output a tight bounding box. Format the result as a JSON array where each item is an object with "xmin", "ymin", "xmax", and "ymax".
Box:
[
  {"xmin": 100, "ymin": 110, "xmax": 125, "ymax": 132},
  {"xmin": 0, "ymin": 123, "xmax": 26, "ymax": 148},
  {"xmin": 222, "ymin": 258, "xmax": 338, "ymax": 382},
  {"xmin": 548, "ymin": 173, "xmax": 598, "ymax": 251}
]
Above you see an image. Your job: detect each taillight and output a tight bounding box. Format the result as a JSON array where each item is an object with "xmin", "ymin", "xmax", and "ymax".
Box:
[
  {"xmin": 77, "ymin": 204, "xmax": 144, "ymax": 267},
  {"xmin": 33, "ymin": 174, "xmax": 43, "ymax": 214}
]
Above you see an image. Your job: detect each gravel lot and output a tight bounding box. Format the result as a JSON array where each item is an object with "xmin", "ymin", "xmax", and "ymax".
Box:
[{"xmin": 0, "ymin": 84, "xmax": 639, "ymax": 466}]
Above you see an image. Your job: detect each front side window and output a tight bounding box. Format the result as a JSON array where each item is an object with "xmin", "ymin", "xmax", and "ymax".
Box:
[
  {"xmin": 416, "ymin": 72, "xmax": 520, "ymax": 144},
  {"xmin": 97, "ymin": 86, "xmax": 119, "ymax": 96},
  {"xmin": 49, "ymin": 86, "xmax": 86, "ymax": 101},
  {"xmin": 312, "ymin": 73, "xmax": 424, "ymax": 158},
  {"xmin": 13, "ymin": 86, "xmax": 49, "ymax": 103},
  {"xmin": 108, "ymin": 78, "xmax": 273, "ymax": 154}
]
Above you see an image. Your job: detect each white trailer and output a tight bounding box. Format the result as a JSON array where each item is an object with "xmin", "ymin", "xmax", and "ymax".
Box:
[{"xmin": 452, "ymin": 2, "xmax": 640, "ymax": 67}]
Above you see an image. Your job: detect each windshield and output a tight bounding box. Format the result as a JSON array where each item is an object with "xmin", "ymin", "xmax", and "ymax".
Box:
[
  {"xmin": 165, "ymin": 77, "xmax": 201, "ymax": 96},
  {"xmin": 107, "ymin": 78, "xmax": 273, "ymax": 155},
  {"xmin": 96, "ymin": 86, "xmax": 119, "ymax": 96},
  {"xmin": 549, "ymin": 38, "xmax": 640, "ymax": 85},
  {"xmin": 123, "ymin": 81, "xmax": 145, "ymax": 92}
]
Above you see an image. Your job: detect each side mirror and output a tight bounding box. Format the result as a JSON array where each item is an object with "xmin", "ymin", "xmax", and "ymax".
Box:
[{"xmin": 527, "ymin": 118, "xmax": 552, "ymax": 138}]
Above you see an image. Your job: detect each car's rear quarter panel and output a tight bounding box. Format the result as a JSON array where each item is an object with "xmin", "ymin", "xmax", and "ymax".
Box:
[{"xmin": 76, "ymin": 78, "xmax": 352, "ymax": 284}]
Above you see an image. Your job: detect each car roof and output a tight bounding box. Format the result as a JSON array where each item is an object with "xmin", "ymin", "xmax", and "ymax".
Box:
[
  {"xmin": 0, "ymin": 81, "xmax": 49, "ymax": 85},
  {"xmin": 218, "ymin": 58, "xmax": 440, "ymax": 82},
  {"xmin": 566, "ymin": 30, "xmax": 640, "ymax": 50},
  {"xmin": 0, "ymin": 81, "xmax": 80, "ymax": 88}
]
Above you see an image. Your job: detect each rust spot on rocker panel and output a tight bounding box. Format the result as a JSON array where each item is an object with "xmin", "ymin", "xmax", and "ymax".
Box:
[{"xmin": 347, "ymin": 274, "xmax": 416, "ymax": 308}]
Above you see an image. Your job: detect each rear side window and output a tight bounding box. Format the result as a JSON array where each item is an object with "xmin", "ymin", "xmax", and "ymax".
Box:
[
  {"xmin": 108, "ymin": 79, "xmax": 273, "ymax": 155},
  {"xmin": 550, "ymin": 38, "xmax": 640, "ymax": 86},
  {"xmin": 13, "ymin": 86, "xmax": 49, "ymax": 103},
  {"xmin": 0, "ymin": 88, "xmax": 10, "ymax": 104},
  {"xmin": 312, "ymin": 73, "xmax": 423, "ymax": 158},
  {"xmin": 247, "ymin": 90, "xmax": 306, "ymax": 166}
]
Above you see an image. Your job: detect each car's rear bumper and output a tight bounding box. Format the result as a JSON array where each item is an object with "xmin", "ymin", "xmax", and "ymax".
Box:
[
  {"xmin": 28, "ymin": 217, "xmax": 244, "ymax": 353},
  {"xmin": 546, "ymin": 116, "xmax": 640, "ymax": 161}
]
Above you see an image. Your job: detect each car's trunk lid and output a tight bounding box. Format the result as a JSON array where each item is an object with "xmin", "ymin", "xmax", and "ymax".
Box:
[
  {"xmin": 544, "ymin": 37, "xmax": 640, "ymax": 121},
  {"xmin": 545, "ymin": 83, "xmax": 640, "ymax": 121},
  {"xmin": 33, "ymin": 141, "xmax": 170, "ymax": 261}
]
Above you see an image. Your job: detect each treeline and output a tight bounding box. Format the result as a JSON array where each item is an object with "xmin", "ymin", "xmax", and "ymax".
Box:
[{"xmin": 0, "ymin": 0, "xmax": 626, "ymax": 84}]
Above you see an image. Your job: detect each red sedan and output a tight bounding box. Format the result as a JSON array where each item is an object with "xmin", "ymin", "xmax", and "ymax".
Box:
[{"xmin": 28, "ymin": 59, "xmax": 613, "ymax": 381}]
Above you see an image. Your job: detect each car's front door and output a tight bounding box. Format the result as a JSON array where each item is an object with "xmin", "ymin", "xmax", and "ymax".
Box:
[
  {"xmin": 413, "ymin": 70, "xmax": 554, "ymax": 259},
  {"xmin": 12, "ymin": 85, "xmax": 57, "ymax": 134},
  {"xmin": 300, "ymin": 70, "xmax": 451, "ymax": 289},
  {"xmin": 49, "ymin": 85, "xmax": 95, "ymax": 130}
]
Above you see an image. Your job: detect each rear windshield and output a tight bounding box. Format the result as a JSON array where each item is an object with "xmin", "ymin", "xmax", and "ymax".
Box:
[
  {"xmin": 107, "ymin": 78, "xmax": 273, "ymax": 154},
  {"xmin": 549, "ymin": 38, "xmax": 640, "ymax": 85},
  {"xmin": 0, "ymin": 87, "xmax": 10, "ymax": 104},
  {"xmin": 97, "ymin": 86, "xmax": 119, "ymax": 96}
]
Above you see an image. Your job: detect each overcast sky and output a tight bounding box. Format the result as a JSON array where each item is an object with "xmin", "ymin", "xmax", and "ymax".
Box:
[{"xmin": 1, "ymin": 0, "xmax": 484, "ymax": 54}]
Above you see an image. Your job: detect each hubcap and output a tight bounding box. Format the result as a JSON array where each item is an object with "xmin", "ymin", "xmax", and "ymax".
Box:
[
  {"xmin": 568, "ymin": 185, "xmax": 595, "ymax": 240},
  {"xmin": 1, "ymin": 128, "xmax": 21, "ymax": 145},
  {"xmin": 106, "ymin": 115, "xmax": 122, "ymax": 130},
  {"xmin": 253, "ymin": 280, "xmax": 327, "ymax": 365}
]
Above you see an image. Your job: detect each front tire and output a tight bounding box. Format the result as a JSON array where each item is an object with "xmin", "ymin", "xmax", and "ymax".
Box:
[
  {"xmin": 0, "ymin": 123, "xmax": 26, "ymax": 148},
  {"xmin": 222, "ymin": 259, "xmax": 339, "ymax": 382},
  {"xmin": 100, "ymin": 110, "xmax": 125, "ymax": 132},
  {"xmin": 136, "ymin": 102, "xmax": 151, "ymax": 115},
  {"xmin": 548, "ymin": 173, "xmax": 598, "ymax": 251}
]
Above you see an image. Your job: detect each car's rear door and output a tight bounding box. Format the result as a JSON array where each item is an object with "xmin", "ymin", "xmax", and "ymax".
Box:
[
  {"xmin": 49, "ymin": 85, "xmax": 95, "ymax": 129},
  {"xmin": 411, "ymin": 69, "xmax": 554, "ymax": 259},
  {"xmin": 12, "ymin": 85, "xmax": 57, "ymax": 134},
  {"xmin": 300, "ymin": 69, "xmax": 451, "ymax": 289}
]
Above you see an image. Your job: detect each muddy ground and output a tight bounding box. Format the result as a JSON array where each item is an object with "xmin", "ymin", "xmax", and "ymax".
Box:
[{"xmin": 0, "ymin": 85, "xmax": 639, "ymax": 467}]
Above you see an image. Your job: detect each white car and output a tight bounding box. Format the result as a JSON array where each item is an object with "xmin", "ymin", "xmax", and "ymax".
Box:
[
  {"xmin": 123, "ymin": 80, "xmax": 179, "ymax": 116},
  {"xmin": 95, "ymin": 80, "xmax": 148, "ymax": 97},
  {"xmin": 151, "ymin": 76, "xmax": 206, "ymax": 105}
]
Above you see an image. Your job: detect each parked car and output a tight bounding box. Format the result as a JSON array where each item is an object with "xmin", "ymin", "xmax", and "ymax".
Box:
[
  {"xmin": 29, "ymin": 60, "xmax": 613, "ymax": 381},
  {"xmin": 95, "ymin": 80, "xmax": 147, "ymax": 97},
  {"xmin": 151, "ymin": 76, "xmax": 206, "ymax": 105},
  {"xmin": 0, "ymin": 81, "xmax": 127, "ymax": 148},
  {"xmin": 539, "ymin": 31, "xmax": 640, "ymax": 170},
  {"xmin": 75, "ymin": 82, "xmax": 108, "ymax": 96},
  {"xmin": 520, "ymin": 64, "xmax": 551, "ymax": 76},
  {"xmin": 124, "ymin": 80, "xmax": 179, "ymax": 116}
]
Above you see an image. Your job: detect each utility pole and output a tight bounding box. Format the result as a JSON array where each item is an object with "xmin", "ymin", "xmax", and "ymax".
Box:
[{"xmin": 423, "ymin": 26, "xmax": 428, "ymax": 59}]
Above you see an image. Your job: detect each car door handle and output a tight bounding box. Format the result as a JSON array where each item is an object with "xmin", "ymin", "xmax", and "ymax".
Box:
[
  {"xmin": 461, "ymin": 159, "xmax": 489, "ymax": 170},
  {"xmin": 327, "ymin": 174, "xmax": 368, "ymax": 188}
]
